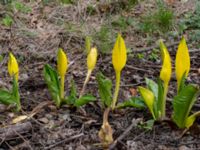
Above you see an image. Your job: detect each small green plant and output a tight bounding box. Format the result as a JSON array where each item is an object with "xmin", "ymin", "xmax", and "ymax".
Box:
[
  {"xmin": 139, "ymin": 0, "xmax": 174, "ymax": 33},
  {"xmin": 93, "ymin": 25, "xmax": 114, "ymax": 53},
  {"xmin": 148, "ymin": 49, "xmax": 159, "ymax": 61},
  {"xmin": 44, "ymin": 48, "xmax": 95, "ymax": 108},
  {"xmin": 137, "ymin": 53, "xmax": 144, "ymax": 59},
  {"xmin": 111, "ymin": 16, "xmax": 134, "ymax": 31},
  {"xmin": 1, "ymin": 0, "xmax": 12, "ymax": 4},
  {"xmin": 12, "ymin": 1, "xmax": 32, "ymax": 13},
  {"xmin": 0, "ymin": 53, "xmax": 20, "ymax": 111},
  {"xmin": 60, "ymin": 0, "xmax": 74, "ymax": 4},
  {"xmin": 2, "ymin": 15, "xmax": 13, "ymax": 27}
]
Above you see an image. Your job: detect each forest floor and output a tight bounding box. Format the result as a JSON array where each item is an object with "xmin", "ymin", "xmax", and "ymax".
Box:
[{"xmin": 0, "ymin": 0, "xmax": 200, "ymax": 149}]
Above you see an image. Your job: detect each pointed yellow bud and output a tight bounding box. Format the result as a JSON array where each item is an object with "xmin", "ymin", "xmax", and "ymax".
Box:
[
  {"xmin": 8, "ymin": 53, "xmax": 19, "ymax": 81},
  {"xmin": 112, "ymin": 34, "xmax": 127, "ymax": 73},
  {"xmin": 57, "ymin": 48, "xmax": 68, "ymax": 99},
  {"xmin": 87, "ymin": 47, "xmax": 97, "ymax": 71},
  {"xmin": 159, "ymin": 40, "xmax": 172, "ymax": 87},
  {"xmin": 57, "ymin": 48, "xmax": 68, "ymax": 77},
  {"xmin": 175, "ymin": 37, "xmax": 190, "ymax": 88},
  {"xmin": 138, "ymin": 87, "xmax": 156, "ymax": 120}
]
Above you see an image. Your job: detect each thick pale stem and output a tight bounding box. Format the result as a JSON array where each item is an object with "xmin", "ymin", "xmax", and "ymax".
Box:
[
  {"xmin": 60, "ymin": 75, "xmax": 65, "ymax": 100},
  {"xmin": 80, "ymin": 69, "xmax": 92, "ymax": 98},
  {"xmin": 111, "ymin": 71, "xmax": 121, "ymax": 110},
  {"xmin": 103, "ymin": 108, "xmax": 110, "ymax": 125}
]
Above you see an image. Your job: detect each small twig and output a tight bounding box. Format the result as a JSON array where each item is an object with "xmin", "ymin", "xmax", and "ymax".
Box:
[
  {"xmin": 132, "ymin": 41, "xmax": 179, "ymax": 53},
  {"xmin": 44, "ymin": 133, "xmax": 84, "ymax": 150},
  {"xmin": 109, "ymin": 118, "xmax": 142, "ymax": 150},
  {"xmin": 0, "ymin": 122, "xmax": 32, "ymax": 141}
]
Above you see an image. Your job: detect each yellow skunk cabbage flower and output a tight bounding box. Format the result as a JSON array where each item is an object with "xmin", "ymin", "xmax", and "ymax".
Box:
[
  {"xmin": 175, "ymin": 37, "xmax": 190, "ymax": 90},
  {"xmin": 139, "ymin": 87, "xmax": 156, "ymax": 120},
  {"xmin": 159, "ymin": 40, "xmax": 172, "ymax": 88},
  {"xmin": 57, "ymin": 48, "xmax": 68, "ymax": 99},
  {"xmin": 111, "ymin": 34, "xmax": 127, "ymax": 110},
  {"xmin": 80, "ymin": 47, "xmax": 98, "ymax": 97},
  {"xmin": 87, "ymin": 47, "xmax": 97, "ymax": 71},
  {"xmin": 159, "ymin": 40, "xmax": 172, "ymax": 119},
  {"xmin": 112, "ymin": 34, "xmax": 127, "ymax": 72},
  {"xmin": 8, "ymin": 53, "xmax": 19, "ymax": 81},
  {"xmin": 57, "ymin": 48, "xmax": 68, "ymax": 77}
]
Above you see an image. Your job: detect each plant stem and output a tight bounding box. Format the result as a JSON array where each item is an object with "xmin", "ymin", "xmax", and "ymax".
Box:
[
  {"xmin": 60, "ymin": 75, "xmax": 65, "ymax": 100},
  {"xmin": 80, "ymin": 69, "xmax": 92, "ymax": 98},
  {"xmin": 13, "ymin": 76, "xmax": 21, "ymax": 111},
  {"xmin": 161, "ymin": 84, "xmax": 168, "ymax": 119},
  {"xmin": 103, "ymin": 107, "xmax": 110, "ymax": 125},
  {"xmin": 111, "ymin": 71, "xmax": 121, "ymax": 110}
]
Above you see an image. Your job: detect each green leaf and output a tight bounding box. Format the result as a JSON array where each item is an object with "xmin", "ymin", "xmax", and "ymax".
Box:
[
  {"xmin": 69, "ymin": 78, "xmax": 77, "ymax": 99},
  {"xmin": 139, "ymin": 86, "xmax": 156, "ymax": 120},
  {"xmin": 64, "ymin": 79, "xmax": 77, "ymax": 105},
  {"xmin": 178, "ymin": 72, "xmax": 186, "ymax": 93},
  {"xmin": 96, "ymin": 73, "xmax": 112, "ymax": 107},
  {"xmin": 2, "ymin": 15, "xmax": 13, "ymax": 27},
  {"xmin": 74, "ymin": 95, "xmax": 96, "ymax": 107},
  {"xmin": 156, "ymin": 78, "xmax": 164, "ymax": 119},
  {"xmin": 145, "ymin": 78, "xmax": 158, "ymax": 100},
  {"xmin": 0, "ymin": 89, "xmax": 16, "ymax": 105},
  {"xmin": 43, "ymin": 64, "xmax": 61, "ymax": 107},
  {"xmin": 172, "ymin": 84, "xmax": 200, "ymax": 128},
  {"xmin": 117, "ymin": 97, "xmax": 146, "ymax": 109},
  {"xmin": 139, "ymin": 119, "xmax": 155, "ymax": 130},
  {"xmin": 185, "ymin": 111, "xmax": 200, "ymax": 128}
]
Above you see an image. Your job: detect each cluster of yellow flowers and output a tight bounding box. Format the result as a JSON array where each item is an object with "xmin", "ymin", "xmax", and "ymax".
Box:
[{"xmin": 2, "ymin": 34, "xmax": 199, "ymax": 148}]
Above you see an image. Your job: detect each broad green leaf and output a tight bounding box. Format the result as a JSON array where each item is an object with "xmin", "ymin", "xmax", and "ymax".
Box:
[
  {"xmin": 0, "ymin": 89, "xmax": 16, "ymax": 105},
  {"xmin": 145, "ymin": 78, "xmax": 158, "ymax": 100},
  {"xmin": 96, "ymin": 73, "xmax": 112, "ymax": 107},
  {"xmin": 74, "ymin": 95, "xmax": 96, "ymax": 107},
  {"xmin": 70, "ymin": 79, "xmax": 77, "ymax": 99},
  {"xmin": 43, "ymin": 64, "xmax": 61, "ymax": 107},
  {"xmin": 64, "ymin": 79, "xmax": 77, "ymax": 105},
  {"xmin": 172, "ymin": 85, "xmax": 200, "ymax": 128},
  {"xmin": 116, "ymin": 97, "xmax": 146, "ymax": 109},
  {"xmin": 185, "ymin": 111, "xmax": 200, "ymax": 128},
  {"xmin": 138, "ymin": 86, "xmax": 156, "ymax": 120},
  {"xmin": 156, "ymin": 78, "xmax": 165, "ymax": 119},
  {"xmin": 175, "ymin": 37, "xmax": 190, "ymax": 90}
]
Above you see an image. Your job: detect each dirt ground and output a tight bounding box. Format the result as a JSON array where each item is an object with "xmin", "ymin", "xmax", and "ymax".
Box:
[{"xmin": 0, "ymin": 0, "xmax": 200, "ymax": 149}]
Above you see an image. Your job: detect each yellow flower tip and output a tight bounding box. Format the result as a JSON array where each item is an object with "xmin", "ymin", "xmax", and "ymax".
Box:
[
  {"xmin": 87, "ymin": 47, "xmax": 98, "ymax": 71},
  {"xmin": 159, "ymin": 41, "xmax": 172, "ymax": 86},
  {"xmin": 57, "ymin": 48, "xmax": 68, "ymax": 77},
  {"xmin": 8, "ymin": 52, "xmax": 19, "ymax": 80},
  {"xmin": 175, "ymin": 37, "xmax": 190, "ymax": 84},
  {"xmin": 112, "ymin": 34, "xmax": 127, "ymax": 73}
]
